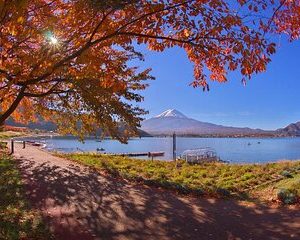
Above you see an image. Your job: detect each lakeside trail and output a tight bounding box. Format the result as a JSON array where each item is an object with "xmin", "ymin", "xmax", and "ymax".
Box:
[{"xmin": 13, "ymin": 143, "xmax": 300, "ymax": 240}]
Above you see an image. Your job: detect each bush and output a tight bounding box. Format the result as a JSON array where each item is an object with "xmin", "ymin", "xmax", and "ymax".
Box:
[
  {"xmin": 281, "ymin": 170, "xmax": 293, "ymax": 178},
  {"xmin": 277, "ymin": 188, "xmax": 298, "ymax": 204},
  {"xmin": 216, "ymin": 187, "xmax": 231, "ymax": 197}
]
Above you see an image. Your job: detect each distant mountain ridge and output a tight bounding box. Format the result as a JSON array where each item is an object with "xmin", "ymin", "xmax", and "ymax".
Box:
[
  {"xmin": 5, "ymin": 117, "xmax": 151, "ymax": 137},
  {"xmin": 6, "ymin": 118, "xmax": 56, "ymax": 131},
  {"xmin": 141, "ymin": 109, "xmax": 273, "ymax": 137},
  {"xmin": 276, "ymin": 121, "xmax": 300, "ymax": 136},
  {"xmin": 5, "ymin": 109, "xmax": 300, "ymax": 137}
]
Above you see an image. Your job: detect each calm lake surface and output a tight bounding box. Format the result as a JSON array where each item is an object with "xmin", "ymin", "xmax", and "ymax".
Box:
[{"xmin": 25, "ymin": 136, "xmax": 300, "ymax": 164}]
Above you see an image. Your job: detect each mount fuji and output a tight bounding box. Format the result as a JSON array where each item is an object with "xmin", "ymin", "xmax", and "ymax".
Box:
[
  {"xmin": 141, "ymin": 109, "xmax": 271, "ymax": 136},
  {"xmin": 155, "ymin": 109, "xmax": 188, "ymax": 118}
]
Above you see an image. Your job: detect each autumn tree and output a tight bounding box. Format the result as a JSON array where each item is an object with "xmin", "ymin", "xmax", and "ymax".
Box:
[{"xmin": 0, "ymin": 0, "xmax": 299, "ymax": 141}]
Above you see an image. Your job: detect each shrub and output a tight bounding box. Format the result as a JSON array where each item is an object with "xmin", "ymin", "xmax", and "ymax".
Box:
[
  {"xmin": 216, "ymin": 187, "xmax": 231, "ymax": 197},
  {"xmin": 277, "ymin": 188, "xmax": 298, "ymax": 204},
  {"xmin": 280, "ymin": 170, "xmax": 293, "ymax": 178},
  {"xmin": 0, "ymin": 141, "xmax": 7, "ymax": 149}
]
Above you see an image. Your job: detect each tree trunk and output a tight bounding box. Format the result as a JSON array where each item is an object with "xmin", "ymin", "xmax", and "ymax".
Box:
[{"xmin": 0, "ymin": 86, "xmax": 26, "ymax": 126}]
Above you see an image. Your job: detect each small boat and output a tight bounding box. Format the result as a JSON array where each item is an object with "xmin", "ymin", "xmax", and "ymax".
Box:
[
  {"xmin": 29, "ymin": 141, "xmax": 44, "ymax": 147},
  {"xmin": 248, "ymin": 143, "xmax": 251, "ymax": 146},
  {"xmin": 148, "ymin": 152, "xmax": 165, "ymax": 157},
  {"xmin": 97, "ymin": 147, "xmax": 105, "ymax": 152}
]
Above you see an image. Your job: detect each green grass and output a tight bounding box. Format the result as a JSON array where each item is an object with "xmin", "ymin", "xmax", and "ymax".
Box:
[
  {"xmin": 276, "ymin": 173, "xmax": 300, "ymax": 192},
  {"xmin": 0, "ymin": 142, "xmax": 7, "ymax": 149},
  {"xmin": 0, "ymin": 152, "xmax": 51, "ymax": 239},
  {"xmin": 63, "ymin": 153, "xmax": 300, "ymax": 201},
  {"xmin": 272, "ymin": 173, "xmax": 300, "ymax": 202},
  {"xmin": 0, "ymin": 131, "xmax": 25, "ymax": 140}
]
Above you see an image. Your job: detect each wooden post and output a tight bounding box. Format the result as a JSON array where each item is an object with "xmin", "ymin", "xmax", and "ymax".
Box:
[
  {"xmin": 10, "ymin": 140, "xmax": 14, "ymax": 155},
  {"xmin": 23, "ymin": 141, "xmax": 25, "ymax": 149},
  {"xmin": 173, "ymin": 132, "xmax": 176, "ymax": 161}
]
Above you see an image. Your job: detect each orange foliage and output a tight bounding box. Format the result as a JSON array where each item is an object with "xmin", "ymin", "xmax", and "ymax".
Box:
[{"xmin": 0, "ymin": 0, "xmax": 299, "ymax": 141}]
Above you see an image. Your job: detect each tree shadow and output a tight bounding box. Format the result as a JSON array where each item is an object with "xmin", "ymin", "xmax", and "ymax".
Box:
[{"xmin": 15, "ymin": 157, "xmax": 300, "ymax": 240}]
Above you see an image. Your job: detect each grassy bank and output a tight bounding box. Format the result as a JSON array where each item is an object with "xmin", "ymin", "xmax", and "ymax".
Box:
[
  {"xmin": 64, "ymin": 153, "xmax": 300, "ymax": 203},
  {"xmin": 0, "ymin": 151, "xmax": 51, "ymax": 239},
  {"xmin": 0, "ymin": 131, "xmax": 26, "ymax": 140},
  {"xmin": 260, "ymin": 172, "xmax": 300, "ymax": 204}
]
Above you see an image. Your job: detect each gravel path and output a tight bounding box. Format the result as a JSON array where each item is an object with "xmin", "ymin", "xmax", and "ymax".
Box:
[{"xmin": 13, "ymin": 143, "xmax": 300, "ymax": 240}]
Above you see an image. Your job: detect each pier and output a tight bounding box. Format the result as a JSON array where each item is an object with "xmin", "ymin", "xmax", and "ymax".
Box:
[{"xmin": 106, "ymin": 151, "xmax": 165, "ymax": 158}]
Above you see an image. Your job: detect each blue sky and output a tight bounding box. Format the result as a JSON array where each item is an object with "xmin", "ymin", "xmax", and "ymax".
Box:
[{"xmin": 133, "ymin": 37, "xmax": 300, "ymax": 130}]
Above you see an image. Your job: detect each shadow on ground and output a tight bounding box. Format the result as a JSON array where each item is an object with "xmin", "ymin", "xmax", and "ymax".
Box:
[{"xmin": 15, "ymin": 157, "xmax": 300, "ymax": 240}]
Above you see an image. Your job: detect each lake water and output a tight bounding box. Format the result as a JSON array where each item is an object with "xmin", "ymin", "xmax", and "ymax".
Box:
[{"xmin": 23, "ymin": 136, "xmax": 300, "ymax": 164}]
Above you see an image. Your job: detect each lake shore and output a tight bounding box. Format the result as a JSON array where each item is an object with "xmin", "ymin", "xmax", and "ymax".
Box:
[
  {"xmin": 0, "ymin": 130, "xmax": 60, "ymax": 140},
  {"xmin": 14, "ymin": 135, "xmax": 300, "ymax": 164}
]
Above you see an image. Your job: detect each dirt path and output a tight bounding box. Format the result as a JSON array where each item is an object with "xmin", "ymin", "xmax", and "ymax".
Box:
[{"xmin": 13, "ymin": 143, "xmax": 300, "ymax": 240}]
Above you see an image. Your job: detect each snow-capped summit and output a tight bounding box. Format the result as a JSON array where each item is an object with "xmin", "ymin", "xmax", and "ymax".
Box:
[
  {"xmin": 155, "ymin": 109, "xmax": 187, "ymax": 118},
  {"xmin": 141, "ymin": 109, "xmax": 267, "ymax": 136}
]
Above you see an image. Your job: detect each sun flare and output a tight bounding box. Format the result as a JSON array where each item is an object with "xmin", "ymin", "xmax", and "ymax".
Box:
[{"xmin": 49, "ymin": 36, "xmax": 58, "ymax": 45}]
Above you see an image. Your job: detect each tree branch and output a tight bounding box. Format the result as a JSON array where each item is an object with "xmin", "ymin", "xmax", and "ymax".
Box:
[
  {"xmin": 0, "ymin": 86, "xmax": 26, "ymax": 125},
  {"xmin": 116, "ymin": 31, "xmax": 231, "ymax": 49},
  {"xmin": 0, "ymin": 68, "xmax": 14, "ymax": 81},
  {"xmin": 89, "ymin": 9, "xmax": 115, "ymax": 42},
  {"xmin": 24, "ymin": 89, "xmax": 71, "ymax": 98},
  {"xmin": 23, "ymin": 80, "xmax": 70, "ymax": 97},
  {"xmin": 265, "ymin": 0, "xmax": 287, "ymax": 33},
  {"xmin": 114, "ymin": 0, "xmax": 194, "ymax": 34}
]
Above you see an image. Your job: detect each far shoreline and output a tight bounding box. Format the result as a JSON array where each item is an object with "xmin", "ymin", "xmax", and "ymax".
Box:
[
  {"xmin": 6, "ymin": 133, "xmax": 300, "ymax": 165},
  {"xmin": 12, "ymin": 132, "xmax": 300, "ymax": 140}
]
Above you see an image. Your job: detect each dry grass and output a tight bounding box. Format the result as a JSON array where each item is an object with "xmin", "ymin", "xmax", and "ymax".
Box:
[
  {"xmin": 63, "ymin": 153, "xmax": 300, "ymax": 201},
  {"xmin": 0, "ymin": 131, "xmax": 26, "ymax": 140}
]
